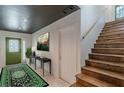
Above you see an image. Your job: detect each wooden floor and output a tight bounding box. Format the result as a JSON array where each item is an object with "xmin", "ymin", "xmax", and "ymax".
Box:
[{"xmin": 72, "ymin": 19, "xmax": 124, "ymax": 87}]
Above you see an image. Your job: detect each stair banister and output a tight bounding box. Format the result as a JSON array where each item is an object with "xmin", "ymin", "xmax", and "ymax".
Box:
[{"xmin": 81, "ymin": 17, "xmax": 101, "ymax": 40}]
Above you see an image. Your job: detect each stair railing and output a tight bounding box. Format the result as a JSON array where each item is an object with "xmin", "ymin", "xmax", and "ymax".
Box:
[{"xmin": 81, "ymin": 17, "xmax": 102, "ymax": 40}]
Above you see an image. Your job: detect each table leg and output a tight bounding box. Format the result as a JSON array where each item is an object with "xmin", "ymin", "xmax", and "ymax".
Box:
[
  {"xmin": 50, "ymin": 61, "xmax": 51, "ymax": 74},
  {"xmin": 43, "ymin": 62, "xmax": 44, "ymax": 76},
  {"xmin": 29, "ymin": 57, "xmax": 31, "ymax": 65},
  {"xmin": 35, "ymin": 58, "xmax": 36, "ymax": 70}
]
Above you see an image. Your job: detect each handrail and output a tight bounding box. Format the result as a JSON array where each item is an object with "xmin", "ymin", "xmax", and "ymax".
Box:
[{"xmin": 81, "ymin": 17, "xmax": 101, "ymax": 40}]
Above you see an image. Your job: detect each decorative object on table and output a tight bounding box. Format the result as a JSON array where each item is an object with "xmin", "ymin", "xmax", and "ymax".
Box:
[
  {"xmin": 32, "ymin": 46, "xmax": 36, "ymax": 56},
  {"xmin": 0, "ymin": 64, "xmax": 49, "ymax": 87},
  {"xmin": 37, "ymin": 32, "xmax": 49, "ymax": 51}
]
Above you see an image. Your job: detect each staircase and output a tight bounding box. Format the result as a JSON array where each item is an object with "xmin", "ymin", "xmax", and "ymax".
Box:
[{"xmin": 72, "ymin": 20, "xmax": 124, "ymax": 87}]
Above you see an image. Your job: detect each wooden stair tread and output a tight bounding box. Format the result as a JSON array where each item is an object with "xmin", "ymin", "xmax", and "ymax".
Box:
[
  {"xmin": 100, "ymin": 33, "xmax": 124, "ymax": 38},
  {"xmin": 100, "ymin": 33, "xmax": 124, "ymax": 35},
  {"xmin": 99, "ymin": 33, "xmax": 124, "ymax": 36},
  {"xmin": 97, "ymin": 39, "xmax": 124, "ymax": 42},
  {"xmin": 98, "ymin": 37, "xmax": 124, "ymax": 40},
  {"xmin": 105, "ymin": 24, "xmax": 124, "ymax": 28},
  {"xmin": 76, "ymin": 73, "xmax": 116, "ymax": 87},
  {"xmin": 103, "ymin": 26, "xmax": 124, "ymax": 29},
  {"xmin": 106, "ymin": 20, "xmax": 124, "ymax": 24},
  {"xmin": 70, "ymin": 83, "xmax": 83, "ymax": 87},
  {"xmin": 105, "ymin": 20, "xmax": 124, "ymax": 25},
  {"xmin": 93, "ymin": 48, "xmax": 124, "ymax": 50},
  {"xmin": 100, "ymin": 35, "xmax": 124, "ymax": 38},
  {"xmin": 87, "ymin": 59, "xmax": 124, "ymax": 67},
  {"xmin": 96, "ymin": 42, "xmax": 124, "ymax": 44},
  {"xmin": 98, "ymin": 36, "xmax": 124, "ymax": 39},
  {"xmin": 103, "ymin": 30, "xmax": 124, "ymax": 32},
  {"xmin": 102, "ymin": 29, "xmax": 124, "ymax": 33},
  {"xmin": 91, "ymin": 53, "xmax": 124, "ymax": 58},
  {"xmin": 97, "ymin": 42, "xmax": 124, "ymax": 44},
  {"xmin": 103, "ymin": 28, "xmax": 124, "ymax": 31},
  {"xmin": 101, "ymin": 31, "xmax": 124, "ymax": 35},
  {"xmin": 105, "ymin": 25, "xmax": 124, "ymax": 28},
  {"xmin": 82, "ymin": 66, "xmax": 124, "ymax": 80},
  {"xmin": 92, "ymin": 48, "xmax": 124, "ymax": 55},
  {"xmin": 94, "ymin": 44, "xmax": 124, "ymax": 49},
  {"xmin": 92, "ymin": 48, "xmax": 124, "ymax": 53}
]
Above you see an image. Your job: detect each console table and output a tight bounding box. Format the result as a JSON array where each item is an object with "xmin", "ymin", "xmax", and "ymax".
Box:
[{"xmin": 29, "ymin": 55, "xmax": 51, "ymax": 76}]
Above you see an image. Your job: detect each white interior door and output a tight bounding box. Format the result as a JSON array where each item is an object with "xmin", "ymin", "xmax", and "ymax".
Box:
[
  {"xmin": 0, "ymin": 37, "xmax": 2, "ymax": 67},
  {"xmin": 60, "ymin": 26, "xmax": 77, "ymax": 84}
]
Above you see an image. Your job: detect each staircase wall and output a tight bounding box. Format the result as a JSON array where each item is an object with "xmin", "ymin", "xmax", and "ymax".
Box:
[
  {"xmin": 104, "ymin": 5, "xmax": 115, "ymax": 22},
  {"xmin": 79, "ymin": 6, "xmax": 106, "ymax": 66}
]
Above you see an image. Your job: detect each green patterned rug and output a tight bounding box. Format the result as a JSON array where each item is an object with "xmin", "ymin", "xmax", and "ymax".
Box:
[{"xmin": 0, "ymin": 64, "xmax": 49, "ymax": 87}]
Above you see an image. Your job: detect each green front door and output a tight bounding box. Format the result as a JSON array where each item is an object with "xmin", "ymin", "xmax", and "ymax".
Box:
[{"xmin": 6, "ymin": 37, "xmax": 21, "ymax": 65}]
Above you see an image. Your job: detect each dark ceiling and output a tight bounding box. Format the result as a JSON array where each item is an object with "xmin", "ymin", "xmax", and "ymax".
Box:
[{"xmin": 0, "ymin": 5, "xmax": 80, "ymax": 34}]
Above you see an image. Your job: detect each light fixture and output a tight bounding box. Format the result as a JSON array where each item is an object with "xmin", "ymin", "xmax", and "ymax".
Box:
[
  {"xmin": 23, "ymin": 18, "xmax": 27, "ymax": 23},
  {"xmin": 18, "ymin": 26, "xmax": 22, "ymax": 30}
]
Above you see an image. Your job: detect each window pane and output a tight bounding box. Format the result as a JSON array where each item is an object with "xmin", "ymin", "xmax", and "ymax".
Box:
[
  {"xmin": 116, "ymin": 5, "xmax": 124, "ymax": 19},
  {"xmin": 9, "ymin": 40, "xmax": 19, "ymax": 52}
]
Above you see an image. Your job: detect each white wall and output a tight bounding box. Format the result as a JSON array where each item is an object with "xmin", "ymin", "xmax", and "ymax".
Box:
[
  {"xmin": 0, "ymin": 37, "xmax": 2, "ymax": 68},
  {"xmin": 79, "ymin": 5, "xmax": 106, "ymax": 66},
  {"xmin": 32, "ymin": 10, "xmax": 81, "ymax": 77},
  {"xmin": 105, "ymin": 5, "xmax": 115, "ymax": 22},
  {"xmin": 79, "ymin": 6, "xmax": 106, "ymax": 35},
  {"xmin": 0, "ymin": 30, "xmax": 32, "ymax": 67}
]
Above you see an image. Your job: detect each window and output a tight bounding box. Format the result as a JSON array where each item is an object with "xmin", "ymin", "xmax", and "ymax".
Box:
[
  {"xmin": 9, "ymin": 40, "xmax": 19, "ymax": 52},
  {"xmin": 115, "ymin": 5, "xmax": 124, "ymax": 19}
]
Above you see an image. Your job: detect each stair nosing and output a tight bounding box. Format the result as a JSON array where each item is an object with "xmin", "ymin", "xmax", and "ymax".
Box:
[
  {"xmin": 97, "ymin": 39, "xmax": 124, "ymax": 41},
  {"xmin": 101, "ymin": 32, "xmax": 124, "ymax": 35},
  {"xmin": 76, "ymin": 73, "xmax": 115, "ymax": 87},
  {"xmin": 70, "ymin": 83, "xmax": 82, "ymax": 87},
  {"xmin": 103, "ymin": 26, "xmax": 124, "ymax": 29},
  {"xmin": 102, "ymin": 29, "xmax": 124, "ymax": 33},
  {"xmin": 87, "ymin": 59, "xmax": 124, "ymax": 67},
  {"xmin": 105, "ymin": 25, "xmax": 124, "ymax": 28},
  {"xmin": 82, "ymin": 66, "xmax": 124, "ymax": 80},
  {"xmin": 98, "ymin": 36, "xmax": 124, "ymax": 39},
  {"xmin": 98, "ymin": 37, "xmax": 124, "ymax": 41},
  {"xmin": 95, "ymin": 42, "xmax": 124, "ymax": 44},
  {"xmin": 101, "ymin": 33, "xmax": 124, "ymax": 37},
  {"xmin": 92, "ymin": 48, "xmax": 124, "ymax": 50},
  {"xmin": 106, "ymin": 20, "xmax": 124, "ymax": 25},
  {"xmin": 91, "ymin": 53, "xmax": 124, "ymax": 58}
]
